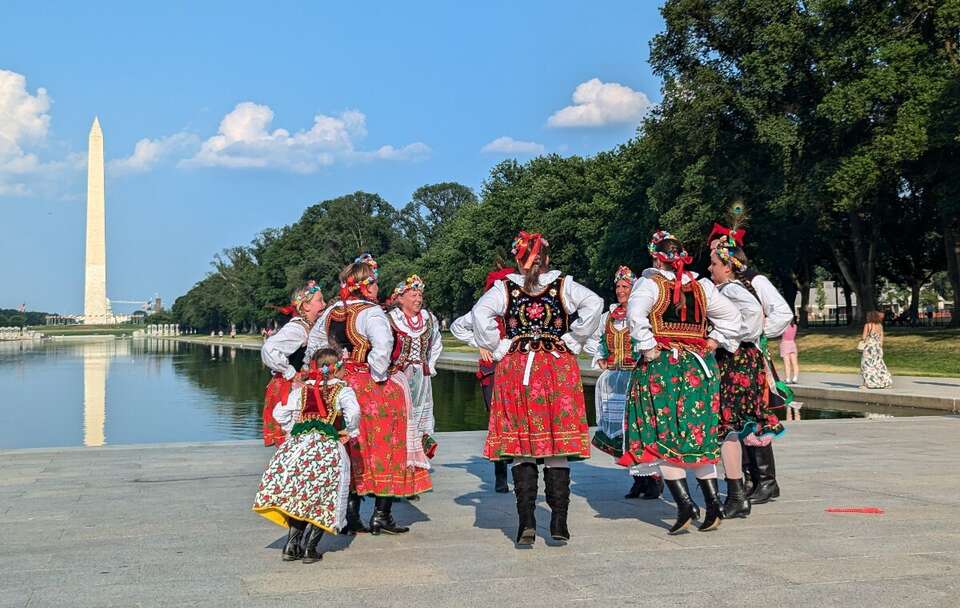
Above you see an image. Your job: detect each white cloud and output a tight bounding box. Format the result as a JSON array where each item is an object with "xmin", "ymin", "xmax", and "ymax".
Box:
[
  {"xmin": 180, "ymin": 102, "xmax": 428, "ymax": 172},
  {"xmin": 481, "ymin": 136, "xmax": 545, "ymax": 155},
  {"xmin": 547, "ymin": 78, "xmax": 652, "ymax": 128},
  {"xmin": 0, "ymin": 69, "xmax": 56, "ymax": 196},
  {"xmin": 109, "ymin": 132, "xmax": 199, "ymax": 174}
]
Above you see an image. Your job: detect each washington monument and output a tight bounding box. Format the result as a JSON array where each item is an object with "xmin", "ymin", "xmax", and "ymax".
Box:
[{"xmin": 83, "ymin": 117, "xmax": 112, "ymax": 324}]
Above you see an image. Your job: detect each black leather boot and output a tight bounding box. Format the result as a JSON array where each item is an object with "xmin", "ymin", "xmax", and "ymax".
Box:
[
  {"xmin": 282, "ymin": 518, "xmax": 306, "ymax": 561},
  {"xmin": 343, "ymin": 493, "xmax": 369, "ymax": 535},
  {"xmin": 748, "ymin": 444, "xmax": 780, "ymax": 504},
  {"xmin": 664, "ymin": 478, "xmax": 700, "ymax": 535},
  {"xmin": 722, "ymin": 477, "xmax": 751, "ymax": 519},
  {"xmin": 544, "ymin": 467, "xmax": 571, "ymax": 541},
  {"xmin": 512, "ymin": 463, "xmax": 538, "ymax": 545},
  {"xmin": 625, "ymin": 475, "xmax": 646, "ymax": 499},
  {"xmin": 743, "ymin": 441, "xmax": 756, "ymax": 496},
  {"xmin": 369, "ymin": 497, "xmax": 410, "ymax": 535},
  {"xmin": 643, "ymin": 475, "xmax": 664, "ymax": 500},
  {"xmin": 302, "ymin": 524, "xmax": 324, "ymax": 563},
  {"xmin": 697, "ymin": 478, "xmax": 723, "ymax": 531},
  {"xmin": 494, "ymin": 460, "xmax": 510, "ymax": 493}
]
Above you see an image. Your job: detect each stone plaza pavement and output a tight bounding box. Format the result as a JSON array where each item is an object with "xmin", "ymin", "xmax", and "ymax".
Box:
[{"xmin": 1, "ymin": 417, "xmax": 959, "ymax": 607}]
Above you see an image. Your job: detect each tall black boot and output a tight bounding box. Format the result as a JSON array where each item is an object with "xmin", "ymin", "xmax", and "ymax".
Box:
[
  {"xmin": 643, "ymin": 475, "xmax": 664, "ymax": 500},
  {"xmin": 748, "ymin": 444, "xmax": 781, "ymax": 504},
  {"xmin": 663, "ymin": 478, "xmax": 700, "ymax": 535},
  {"xmin": 743, "ymin": 442, "xmax": 757, "ymax": 496},
  {"xmin": 697, "ymin": 478, "xmax": 723, "ymax": 532},
  {"xmin": 722, "ymin": 477, "xmax": 751, "ymax": 519},
  {"xmin": 625, "ymin": 475, "xmax": 646, "ymax": 499},
  {"xmin": 302, "ymin": 524, "xmax": 324, "ymax": 563},
  {"xmin": 282, "ymin": 518, "xmax": 306, "ymax": 561},
  {"xmin": 543, "ymin": 467, "xmax": 571, "ymax": 541},
  {"xmin": 369, "ymin": 497, "xmax": 410, "ymax": 535},
  {"xmin": 494, "ymin": 460, "xmax": 510, "ymax": 493},
  {"xmin": 343, "ymin": 493, "xmax": 369, "ymax": 535},
  {"xmin": 512, "ymin": 463, "xmax": 538, "ymax": 545}
]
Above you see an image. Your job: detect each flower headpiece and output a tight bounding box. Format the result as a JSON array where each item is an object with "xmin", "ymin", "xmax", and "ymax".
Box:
[
  {"xmin": 714, "ymin": 235, "xmax": 746, "ymax": 270},
  {"xmin": 393, "ymin": 274, "xmax": 425, "ymax": 299},
  {"xmin": 706, "ymin": 223, "xmax": 745, "ymax": 246},
  {"xmin": 511, "ymin": 231, "xmax": 549, "ymax": 271},
  {"xmin": 339, "ymin": 253, "xmax": 379, "ymax": 300},
  {"xmin": 274, "ymin": 280, "xmax": 322, "ymax": 316},
  {"xmin": 648, "ymin": 230, "xmax": 694, "ymax": 306},
  {"xmin": 613, "ymin": 265, "xmax": 636, "ymax": 286},
  {"xmin": 308, "ymin": 357, "xmax": 344, "ymax": 379}
]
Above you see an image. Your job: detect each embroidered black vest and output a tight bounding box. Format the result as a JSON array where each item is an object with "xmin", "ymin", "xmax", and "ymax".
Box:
[
  {"xmin": 325, "ymin": 302, "xmax": 374, "ymax": 363},
  {"xmin": 504, "ymin": 275, "xmax": 569, "ymax": 353}
]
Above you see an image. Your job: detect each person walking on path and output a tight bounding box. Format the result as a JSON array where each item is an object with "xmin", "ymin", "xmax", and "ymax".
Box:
[
  {"xmin": 618, "ymin": 230, "xmax": 742, "ymax": 534},
  {"xmin": 780, "ymin": 317, "xmax": 800, "ymax": 384},
  {"xmin": 306, "ymin": 255, "xmax": 432, "ymax": 536},
  {"xmin": 584, "ymin": 265, "xmax": 663, "ymax": 500},
  {"xmin": 468, "ymin": 231, "xmax": 603, "ymax": 546},
  {"xmin": 860, "ymin": 311, "xmax": 894, "ymax": 389},
  {"xmin": 253, "ymin": 348, "xmax": 360, "ymax": 563},
  {"xmin": 260, "ymin": 280, "xmax": 326, "ymax": 447},
  {"xmin": 450, "ymin": 261, "xmax": 516, "ymax": 493}
]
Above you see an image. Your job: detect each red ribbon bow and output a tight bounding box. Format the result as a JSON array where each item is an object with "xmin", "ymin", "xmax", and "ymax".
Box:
[
  {"xmin": 513, "ymin": 231, "xmax": 546, "ymax": 271},
  {"xmin": 707, "ymin": 223, "xmax": 745, "ymax": 246}
]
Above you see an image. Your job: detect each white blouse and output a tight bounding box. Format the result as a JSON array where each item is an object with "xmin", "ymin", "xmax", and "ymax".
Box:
[
  {"xmin": 260, "ymin": 318, "xmax": 309, "ymax": 380},
  {"xmin": 449, "ymin": 311, "xmax": 477, "ymax": 348},
  {"xmin": 716, "ymin": 281, "xmax": 764, "ymax": 345},
  {"xmin": 470, "ymin": 269, "xmax": 604, "ymax": 361},
  {"xmin": 272, "ymin": 379, "xmax": 361, "ymax": 437},
  {"xmin": 305, "ymin": 299, "xmax": 394, "ymax": 382},
  {"xmin": 627, "ymin": 268, "xmax": 742, "ymax": 354},
  {"xmin": 750, "ymin": 274, "xmax": 793, "ymax": 338},
  {"xmin": 388, "ymin": 308, "xmax": 443, "ymax": 375}
]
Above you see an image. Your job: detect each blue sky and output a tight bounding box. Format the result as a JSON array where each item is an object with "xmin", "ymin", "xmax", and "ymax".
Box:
[{"xmin": 1, "ymin": 1, "xmax": 665, "ymax": 314}]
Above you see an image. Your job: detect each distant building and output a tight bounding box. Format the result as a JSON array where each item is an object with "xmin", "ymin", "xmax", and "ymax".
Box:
[{"xmin": 793, "ymin": 280, "xmax": 859, "ymax": 321}]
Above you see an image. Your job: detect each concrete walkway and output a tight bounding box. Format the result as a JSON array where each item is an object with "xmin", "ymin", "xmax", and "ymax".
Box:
[{"xmin": 2, "ymin": 417, "xmax": 959, "ymax": 607}]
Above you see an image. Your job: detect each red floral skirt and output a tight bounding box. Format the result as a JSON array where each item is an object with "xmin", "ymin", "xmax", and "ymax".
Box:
[
  {"xmin": 716, "ymin": 345, "xmax": 785, "ymax": 439},
  {"xmin": 262, "ymin": 375, "xmax": 291, "ymax": 447},
  {"xmin": 484, "ymin": 350, "xmax": 590, "ymax": 461},
  {"xmin": 345, "ymin": 368, "xmax": 432, "ymax": 497}
]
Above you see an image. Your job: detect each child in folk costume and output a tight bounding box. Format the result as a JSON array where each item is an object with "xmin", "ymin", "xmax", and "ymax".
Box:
[
  {"xmin": 707, "ymin": 235, "xmax": 786, "ymax": 519},
  {"xmin": 388, "ymin": 275, "xmax": 443, "ymax": 470},
  {"xmin": 585, "ymin": 266, "xmax": 663, "ymax": 500},
  {"xmin": 469, "ymin": 231, "xmax": 603, "ymax": 545},
  {"xmin": 619, "ymin": 231, "xmax": 742, "ymax": 534},
  {"xmin": 708, "ymin": 222, "xmax": 793, "ymax": 505},
  {"xmin": 261, "ymin": 281, "xmax": 326, "ymax": 447},
  {"xmin": 306, "ymin": 255, "xmax": 432, "ymax": 535},
  {"xmin": 252, "ymin": 348, "xmax": 360, "ymax": 563},
  {"xmin": 450, "ymin": 263, "xmax": 516, "ymax": 493}
]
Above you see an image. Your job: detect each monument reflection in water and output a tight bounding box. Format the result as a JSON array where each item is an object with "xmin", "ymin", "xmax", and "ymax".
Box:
[{"xmin": 0, "ymin": 339, "xmax": 935, "ymax": 450}]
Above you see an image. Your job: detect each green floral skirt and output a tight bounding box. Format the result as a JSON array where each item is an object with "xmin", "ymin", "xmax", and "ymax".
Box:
[{"xmin": 617, "ymin": 349, "xmax": 721, "ymax": 468}]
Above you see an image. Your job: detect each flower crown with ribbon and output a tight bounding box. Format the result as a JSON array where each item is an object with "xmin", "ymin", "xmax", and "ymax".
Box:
[
  {"xmin": 393, "ymin": 274, "xmax": 425, "ymax": 298},
  {"xmin": 706, "ymin": 223, "xmax": 745, "ymax": 246},
  {"xmin": 648, "ymin": 230, "xmax": 694, "ymax": 306},
  {"xmin": 511, "ymin": 231, "xmax": 549, "ymax": 271},
  {"xmin": 714, "ymin": 235, "xmax": 747, "ymax": 270},
  {"xmin": 339, "ymin": 254, "xmax": 379, "ymax": 299},
  {"xmin": 308, "ymin": 357, "xmax": 344, "ymax": 379},
  {"xmin": 613, "ymin": 265, "xmax": 636, "ymax": 286},
  {"xmin": 274, "ymin": 280, "xmax": 322, "ymax": 316}
]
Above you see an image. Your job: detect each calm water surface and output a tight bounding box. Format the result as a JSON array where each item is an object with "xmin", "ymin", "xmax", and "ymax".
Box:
[{"xmin": 0, "ymin": 339, "xmax": 945, "ymax": 449}]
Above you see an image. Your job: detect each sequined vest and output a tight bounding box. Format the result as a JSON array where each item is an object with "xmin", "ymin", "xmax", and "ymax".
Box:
[
  {"xmin": 505, "ymin": 275, "xmax": 570, "ymax": 353},
  {"xmin": 291, "ymin": 380, "xmax": 344, "ymax": 439},
  {"xmin": 604, "ymin": 308, "xmax": 637, "ymax": 370},
  {"xmin": 389, "ymin": 312, "xmax": 434, "ymax": 374},
  {"xmin": 325, "ymin": 302, "xmax": 374, "ymax": 363},
  {"xmin": 650, "ymin": 274, "xmax": 709, "ymax": 349}
]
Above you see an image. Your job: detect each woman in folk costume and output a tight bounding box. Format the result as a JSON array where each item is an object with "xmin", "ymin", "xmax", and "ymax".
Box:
[
  {"xmin": 584, "ymin": 265, "xmax": 663, "ymax": 500},
  {"xmin": 388, "ymin": 274, "xmax": 443, "ymax": 470},
  {"xmin": 618, "ymin": 231, "xmax": 742, "ymax": 534},
  {"xmin": 469, "ymin": 231, "xmax": 603, "ymax": 545},
  {"xmin": 450, "ymin": 262, "xmax": 516, "ymax": 493},
  {"xmin": 707, "ymin": 235, "xmax": 786, "ymax": 519},
  {"xmin": 261, "ymin": 280, "xmax": 326, "ymax": 447},
  {"xmin": 708, "ymin": 219, "xmax": 793, "ymax": 505},
  {"xmin": 253, "ymin": 348, "xmax": 360, "ymax": 563},
  {"xmin": 306, "ymin": 254, "xmax": 432, "ymax": 535}
]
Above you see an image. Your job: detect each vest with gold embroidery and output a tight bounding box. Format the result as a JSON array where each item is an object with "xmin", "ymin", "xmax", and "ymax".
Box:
[
  {"xmin": 650, "ymin": 274, "xmax": 709, "ymax": 349},
  {"xmin": 603, "ymin": 309, "xmax": 637, "ymax": 370},
  {"xmin": 325, "ymin": 302, "xmax": 374, "ymax": 363}
]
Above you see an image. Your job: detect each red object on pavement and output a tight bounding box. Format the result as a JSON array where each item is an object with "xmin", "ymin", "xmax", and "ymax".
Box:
[{"xmin": 825, "ymin": 507, "xmax": 885, "ymax": 514}]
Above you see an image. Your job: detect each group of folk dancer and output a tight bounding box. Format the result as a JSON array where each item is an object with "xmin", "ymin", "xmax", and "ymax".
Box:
[{"xmin": 251, "ymin": 222, "xmax": 795, "ymax": 562}]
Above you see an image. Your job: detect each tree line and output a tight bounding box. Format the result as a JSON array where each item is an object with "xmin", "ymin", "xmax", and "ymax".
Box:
[{"xmin": 172, "ymin": 1, "xmax": 960, "ymax": 330}]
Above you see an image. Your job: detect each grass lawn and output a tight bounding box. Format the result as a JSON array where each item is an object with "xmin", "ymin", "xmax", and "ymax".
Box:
[
  {"xmin": 33, "ymin": 325, "xmax": 140, "ymax": 337},
  {"xmin": 443, "ymin": 328, "xmax": 960, "ymax": 378}
]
